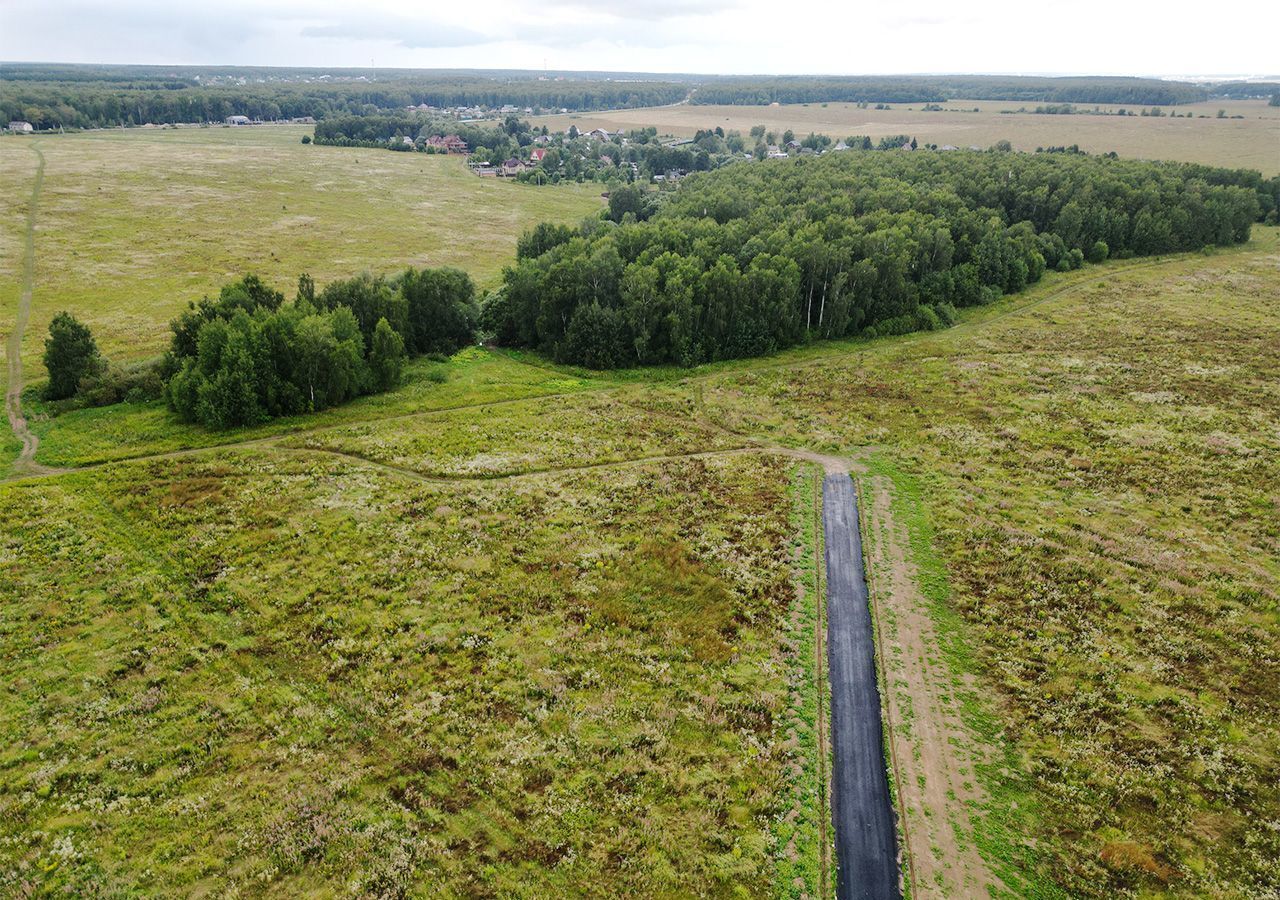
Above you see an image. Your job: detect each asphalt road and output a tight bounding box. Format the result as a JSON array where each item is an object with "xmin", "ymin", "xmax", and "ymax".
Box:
[{"xmin": 823, "ymin": 473, "xmax": 902, "ymax": 900}]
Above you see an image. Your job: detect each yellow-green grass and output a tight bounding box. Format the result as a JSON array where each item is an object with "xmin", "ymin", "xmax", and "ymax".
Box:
[
  {"xmin": 279, "ymin": 391, "xmax": 745, "ymax": 479},
  {"xmin": 23, "ymin": 347, "xmax": 614, "ymax": 472},
  {"xmin": 677, "ymin": 231, "xmax": 1280, "ymax": 894},
  {"xmin": 534, "ymin": 98, "xmax": 1280, "ymax": 174},
  {"xmin": 0, "ymin": 126, "xmax": 603, "ymax": 382},
  {"xmin": 0, "ymin": 447, "xmax": 805, "ymax": 896},
  {"xmin": 19, "ymin": 256, "xmax": 1203, "ymax": 477},
  {"xmin": 2, "ymin": 182, "xmax": 1277, "ymax": 897}
]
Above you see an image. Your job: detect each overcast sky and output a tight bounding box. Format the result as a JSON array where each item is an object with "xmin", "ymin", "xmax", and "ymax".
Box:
[{"xmin": 2, "ymin": 0, "xmax": 1277, "ymax": 78}]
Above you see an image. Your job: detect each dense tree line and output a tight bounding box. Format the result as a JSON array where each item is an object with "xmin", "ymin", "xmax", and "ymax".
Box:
[
  {"xmin": 1207, "ymin": 81, "xmax": 1280, "ymax": 100},
  {"xmin": 161, "ymin": 270, "xmax": 475, "ymax": 428},
  {"xmin": 485, "ymin": 150, "xmax": 1268, "ymax": 369},
  {"xmin": 15, "ymin": 64, "xmax": 1269, "ymax": 130},
  {"xmin": 311, "ymin": 114, "xmax": 534, "ymax": 154},
  {"xmin": 691, "ymin": 75, "xmax": 1210, "ymax": 107},
  {"xmin": 0, "ymin": 65, "xmax": 687, "ymax": 130}
]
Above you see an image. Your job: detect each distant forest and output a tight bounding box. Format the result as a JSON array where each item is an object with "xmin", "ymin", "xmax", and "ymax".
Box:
[
  {"xmin": 689, "ymin": 76, "xmax": 1212, "ymax": 107},
  {"xmin": 3, "ymin": 64, "xmax": 1272, "ymax": 130},
  {"xmin": 487, "ymin": 151, "xmax": 1277, "ymax": 368},
  {"xmin": 0, "ymin": 64, "xmax": 688, "ymax": 130}
]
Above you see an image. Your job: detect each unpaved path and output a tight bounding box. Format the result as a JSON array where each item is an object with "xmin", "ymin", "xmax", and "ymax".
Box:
[
  {"xmin": 5, "ymin": 144, "xmax": 48, "ymax": 476},
  {"xmin": 860, "ymin": 473, "xmax": 1003, "ymax": 898},
  {"xmin": 823, "ymin": 473, "xmax": 902, "ymax": 899}
]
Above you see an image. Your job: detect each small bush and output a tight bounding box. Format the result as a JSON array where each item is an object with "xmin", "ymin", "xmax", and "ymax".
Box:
[
  {"xmin": 78, "ymin": 359, "xmax": 166, "ymax": 407},
  {"xmin": 914, "ymin": 305, "xmax": 942, "ymax": 332}
]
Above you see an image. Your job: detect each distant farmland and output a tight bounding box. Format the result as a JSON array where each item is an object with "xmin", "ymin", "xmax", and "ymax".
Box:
[
  {"xmin": 537, "ymin": 99, "xmax": 1280, "ymax": 174},
  {"xmin": 0, "ymin": 125, "xmax": 603, "ymax": 378}
]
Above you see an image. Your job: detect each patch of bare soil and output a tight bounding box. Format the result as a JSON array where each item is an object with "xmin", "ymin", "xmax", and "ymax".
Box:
[{"xmin": 861, "ymin": 473, "xmax": 1004, "ymax": 898}]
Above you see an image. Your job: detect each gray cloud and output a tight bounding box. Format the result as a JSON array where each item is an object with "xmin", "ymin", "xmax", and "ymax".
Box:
[
  {"xmin": 300, "ymin": 18, "xmax": 492, "ymax": 49},
  {"xmin": 0, "ymin": 0, "xmax": 282, "ymax": 62},
  {"xmin": 0, "ymin": 0, "xmax": 1273, "ymax": 76}
]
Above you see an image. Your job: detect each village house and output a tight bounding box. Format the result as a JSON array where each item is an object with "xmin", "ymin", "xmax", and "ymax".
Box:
[
  {"xmin": 766, "ymin": 145, "xmax": 788, "ymax": 159},
  {"xmin": 8, "ymin": 121, "xmax": 34, "ymax": 133},
  {"xmin": 529, "ymin": 147, "xmax": 548, "ymax": 163},
  {"xmin": 501, "ymin": 157, "xmax": 528, "ymax": 177},
  {"xmin": 427, "ymin": 134, "xmax": 469, "ymax": 153},
  {"xmin": 587, "ymin": 128, "xmax": 612, "ymax": 141},
  {"xmin": 225, "ymin": 115, "xmax": 251, "ymax": 126}
]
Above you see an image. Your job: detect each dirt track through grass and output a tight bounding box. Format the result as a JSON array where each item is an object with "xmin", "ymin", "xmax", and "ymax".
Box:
[
  {"xmin": 4, "ymin": 143, "xmax": 45, "ymax": 476},
  {"xmin": 3, "ymin": 245, "xmax": 1243, "ymax": 482},
  {"xmin": 861, "ymin": 473, "xmax": 1003, "ymax": 898}
]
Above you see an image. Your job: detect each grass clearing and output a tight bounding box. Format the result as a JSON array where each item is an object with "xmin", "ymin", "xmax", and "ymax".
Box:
[
  {"xmin": 773, "ymin": 464, "xmax": 833, "ymax": 897},
  {"xmin": 280, "ymin": 391, "xmax": 746, "ymax": 479},
  {"xmin": 1, "ymin": 117, "xmax": 1277, "ymax": 896},
  {"xmin": 0, "ymin": 126, "xmax": 603, "ymax": 382},
  {"xmin": 25, "ymin": 348, "xmax": 613, "ymax": 469}
]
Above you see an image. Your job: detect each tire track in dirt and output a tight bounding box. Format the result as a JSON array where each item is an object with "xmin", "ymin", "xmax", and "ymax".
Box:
[
  {"xmin": 5, "ymin": 143, "xmax": 47, "ymax": 476},
  {"xmin": 860, "ymin": 472, "xmax": 1004, "ymax": 898}
]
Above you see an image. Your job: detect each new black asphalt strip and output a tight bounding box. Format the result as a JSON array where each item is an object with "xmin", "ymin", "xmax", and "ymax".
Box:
[{"xmin": 823, "ymin": 473, "xmax": 902, "ymax": 899}]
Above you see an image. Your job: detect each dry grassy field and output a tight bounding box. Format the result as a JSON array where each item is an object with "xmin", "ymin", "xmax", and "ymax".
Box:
[
  {"xmin": 0, "ymin": 126, "xmax": 603, "ymax": 378},
  {"xmin": 537, "ymin": 99, "xmax": 1280, "ymax": 174},
  {"xmin": 3, "ymin": 233, "xmax": 1277, "ymax": 897}
]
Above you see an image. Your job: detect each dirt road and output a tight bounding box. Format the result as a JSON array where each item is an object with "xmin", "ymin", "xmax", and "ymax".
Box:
[
  {"xmin": 823, "ymin": 473, "xmax": 902, "ymax": 899},
  {"xmin": 5, "ymin": 144, "xmax": 45, "ymax": 475},
  {"xmin": 861, "ymin": 474, "xmax": 1003, "ymax": 897}
]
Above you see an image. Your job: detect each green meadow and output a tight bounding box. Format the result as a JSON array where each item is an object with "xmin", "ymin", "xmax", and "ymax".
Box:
[{"xmin": 2, "ymin": 116, "xmax": 1277, "ymax": 897}]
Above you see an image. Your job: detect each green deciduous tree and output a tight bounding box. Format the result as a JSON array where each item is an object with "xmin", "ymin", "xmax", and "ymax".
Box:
[
  {"xmin": 487, "ymin": 150, "xmax": 1267, "ymax": 368},
  {"xmin": 42, "ymin": 311, "xmax": 101, "ymax": 400},
  {"xmin": 369, "ymin": 316, "xmax": 406, "ymax": 390}
]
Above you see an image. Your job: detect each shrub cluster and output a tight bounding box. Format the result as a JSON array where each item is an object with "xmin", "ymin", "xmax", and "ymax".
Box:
[
  {"xmin": 164, "ymin": 271, "xmax": 475, "ymax": 428},
  {"xmin": 486, "ymin": 151, "xmax": 1267, "ymax": 368},
  {"xmin": 41, "ymin": 311, "xmax": 167, "ymax": 409}
]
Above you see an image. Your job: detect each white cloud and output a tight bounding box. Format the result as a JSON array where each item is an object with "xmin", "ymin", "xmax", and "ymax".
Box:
[{"xmin": 0, "ymin": 0, "xmax": 1276, "ymax": 76}]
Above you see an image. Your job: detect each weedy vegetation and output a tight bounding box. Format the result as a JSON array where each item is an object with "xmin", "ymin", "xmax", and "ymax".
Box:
[{"xmin": 1, "ymin": 102, "xmax": 1277, "ymax": 898}]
